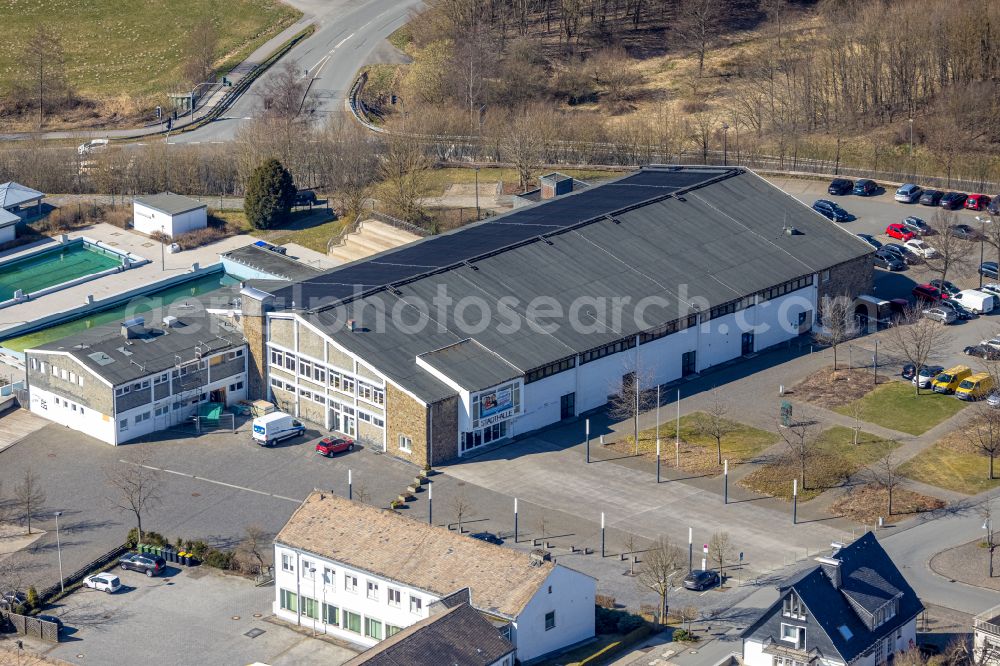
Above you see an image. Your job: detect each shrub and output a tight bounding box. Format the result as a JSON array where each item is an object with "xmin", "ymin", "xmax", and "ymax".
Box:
[
  {"xmin": 245, "ymin": 158, "xmax": 295, "ymax": 230},
  {"xmin": 596, "ymin": 606, "xmax": 645, "ymax": 635},
  {"xmin": 188, "ymin": 540, "xmax": 209, "ymax": 559},
  {"xmin": 26, "ymin": 586, "xmax": 38, "ymax": 611},
  {"xmin": 202, "ymin": 548, "xmax": 234, "ymax": 570},
  {"xmin": 673, "ymin": 628, "xmax": 696, "ymax": 642},
  {"xmin": 595, "ymin": 594, "xmax": 616, "ymax": 609}
]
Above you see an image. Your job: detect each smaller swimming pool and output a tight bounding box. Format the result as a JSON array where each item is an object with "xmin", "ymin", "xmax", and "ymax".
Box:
[{"xmin": 0, "ymin": 238, "xmax": 146, "ymax": 306}]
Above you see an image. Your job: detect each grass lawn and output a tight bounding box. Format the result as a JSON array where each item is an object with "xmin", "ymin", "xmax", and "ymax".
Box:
[
  {"xmin": 834, "ymin": 381, "xmax": 968, "ymax": 436},
  {"xmin": 612, "ymin": 413, "xmax": 779, "ymax": 475},
  {"xmin": 0, "ymin": 0, "xmax": 300, "ymax": 97},
  {"xmin": 831, "ymin": 484, "xmax": 944, "ymax": 524},
  {"xmin": 252, "ymin": 209, "xmax": 347, "ymax": 254},
  {"xmin": 740, "ymin": 426, "xmax": 898, "ymax": 501},
  {"xmin": 900, "ymin": 430, "xmax": 1000, "ymax": 496},
  {"xmin": 420, "ymin": 166, "xmax": 621, "ymax": 197}
]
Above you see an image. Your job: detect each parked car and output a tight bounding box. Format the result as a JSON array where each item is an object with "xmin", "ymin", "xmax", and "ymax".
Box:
[
  {"xmin": 683, "ymin": 570, "xmax": 720, "ymax": 591},
  {"xmin": 931, "ymin": 365, "xmax": 972, "ymax": 394},
  {"xmin": 885, "ymin": 223, "xmax": 915, "ymax": 241},
  {"xmin": 983, "ymin": 337, "xmax": 1000, "ymax": 350},
  {"xmin": 912, "ymin": 283, "xmax": 947, "ymax": 302},
  {"xmin": 981, "ymin": 262, "xmax": 1000, "ymax": 279},
  {"xmin": 856, "ymin": 233, "xmax": 882, "ymax": 250},
  {"xmin": 852, "ymin": 179, "xmax": 879, "ymax": 196},
  {"xmin": 294, "ymin": 189, "xmax": 318, "ymax": 207},
  {"xmin": 981, "ymin": 283, "xmax": 1000, "ymax": 299},
  {"xmin": 989, "ymin": 197, "xmax": 1000, "ymax": 216},
  {"xmin": 83, "ymin": 573, "xmax": 121, "ymax": 594},
  {"xmin": 315, "ymin": 436, "xmax": 354, "ymax": 457},
  {"xmin": 922, "ymin": 307, "xmax": 956, "ymax": 324},
  {"xmin": 928, "ymin": 279, "xmax": 960, "ymax": 296},
  {"xmin": 874, "ymin": 250, "xmax": 905, "ymax": 271},
  {"xmin": 901, "ymin": 216, "xmax": 932, "ymax": 236},
  {"xmin": 914, "ymin": 365, "xmax": 945, "ymax": 389},
  {"xmin": 987, "ymin": 390, "xmax": 1000, "ymax": 408},
  {"xmin": 941, "ymin": 192, "xmax": 969, "ymax": 210},
  {"xmin": 813, "ymin": 199, "xmax": 850, "ymax": 222},
  {"xmin": 966, "ymin": 194, "xmax": 991, "ymax": 211},
  {"xmin": 956, "ymin": 373, "xmax": 995, "ymax": 401},
  {"xmin": 937, "ymin": 299, "xmax": 976, "ymax": 320},
  {"xmin": 976, "ymin": 343, "xmax": 1000, "ymax": 358},
  {"xmin": 948, "ymin": 223, "xmax": 980, "ymax": 240},
  {"xmin": 882, "ymin": 243, "xmax": 911, "ymax": 261},
  {"xmin": 920, "ymin": 189, "xmax": 944, "ymax": 206},
  {"xmin": 469, "ymin": 532, "xmax": 503, "ymax": 545},
  {"xmin": 903, "ymin": 238, "xmax": 937, "ymax": 259},
  {"xmin": 119, "ymin": 553, "xmax": 166, "ymax": 577},
  {"xmin": 951, "ymin": 289, "xmax": 995, "ymax": 313},
  {"xmin": 0, "ymin": 591, "xmax": 26, "ymax": 611},
  {"xmin": 34, "ymin": 614, "xmax": 64, "ymax": 632},
  {"xmin": 901, "ymin": 364, "xmax": 916, "ymax": 381},
  {"xmin": 895, "ymin": 184, "xmax": 924, "ymax": 203},
  {"xmin": 828, "ymin": 178, "xmax": 854, "ymax": 195}
]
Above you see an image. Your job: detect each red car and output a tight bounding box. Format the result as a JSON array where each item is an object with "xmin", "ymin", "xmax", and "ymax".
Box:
[
  {"xmin": 966, "ymin": 194, "xmax": 991, "ymax": 211},
  {"xmin": 886, "ymin": 224, "xmax": 915, "ymax": 241},
  {"xmin": 315, "ymin": 437, "xmax": 354, "ymax": 457},
  {"xmin": 912, "ymin": 283, "xmax": 948, "ymax": 302}
]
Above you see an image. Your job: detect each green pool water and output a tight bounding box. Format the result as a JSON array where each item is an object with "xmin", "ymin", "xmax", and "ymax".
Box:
[
  {"xmin": 0, "ymin": 243, "xmax": 122, "ymax": 301},
  {"xmin": 1, "ymin": 271, "xmax": 240, "ymax": 353}
]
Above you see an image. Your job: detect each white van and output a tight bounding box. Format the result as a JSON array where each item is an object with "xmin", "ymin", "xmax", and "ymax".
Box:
[
  {"xmin": 252, "ymin": 412, "xmax": 305, "ymax": 447},
  {"xmin": 951, "ymin": 289, "xmax": 995, "ymax": 314}
]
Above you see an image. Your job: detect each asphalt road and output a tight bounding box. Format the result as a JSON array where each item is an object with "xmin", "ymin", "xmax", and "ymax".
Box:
[{"xmin": 168, "ymin": 0, "xmax": 421, "ymax": 145}]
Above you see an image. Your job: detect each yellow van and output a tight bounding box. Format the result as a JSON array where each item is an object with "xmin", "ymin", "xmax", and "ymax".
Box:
[
  {"xmin": 955, "ymin": 372, "xmax": 995, "ymax": 401},
  {"xmin": 931, "ymin": 365, "xmax": 972, "ymax": 394}
]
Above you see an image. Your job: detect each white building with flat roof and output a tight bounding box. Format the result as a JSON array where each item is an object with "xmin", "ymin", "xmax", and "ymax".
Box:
[
  {"xmin": 133, "ymin": 192, "xmax": 207, "ymax": 238},
  {"xmin": 274, "ymin": 492, "xmax": 596, "ymax": 663}
]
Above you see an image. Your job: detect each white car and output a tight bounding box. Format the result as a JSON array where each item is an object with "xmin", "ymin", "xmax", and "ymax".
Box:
[
  {"xmin": 83, "ymin": 572, "xmax": 121, "ymax": 594},
  {"xmin": 982, "ymin": 338, "xmax": 1000, "ymax": 350},
  {"xmin": 903, "ymin": 239, "xmax": 937, "ymax": 259},
  {"xmin": 981, "ymin": 283, "xmax": 1000, "ymax": 299}
]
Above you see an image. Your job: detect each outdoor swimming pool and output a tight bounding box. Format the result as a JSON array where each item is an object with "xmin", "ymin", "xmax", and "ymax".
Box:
[
  {"xmin": 0, "ymin": 269, "xmax": 240, "ymax": 353},
  {"xmin": 0, "ymin": 239, "xmax": 144, "ymax": 305}
]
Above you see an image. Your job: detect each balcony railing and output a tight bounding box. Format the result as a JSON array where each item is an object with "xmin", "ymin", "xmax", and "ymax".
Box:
[{"xmin": 975, "ymin": 605, "xmax": 1000, "ymax": 638}]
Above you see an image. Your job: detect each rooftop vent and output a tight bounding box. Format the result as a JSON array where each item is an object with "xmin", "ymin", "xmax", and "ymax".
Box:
[
  {"xmin": 162, "ymin": 316, "xmax": 179, "ymax": 329},
  {"xmin": 121, "ymin": 316, "xmax": 145, "ymax": 339},
  {"xmin": 346, "ymin": 319, "xmax": 357, "ymax": 332}
]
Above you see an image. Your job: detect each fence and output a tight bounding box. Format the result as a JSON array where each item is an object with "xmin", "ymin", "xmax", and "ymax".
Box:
[
  {"xmin": 327, "ymin": 209, "xmax": 430, "ymax": 254},
  {"xmin": 6, "ymin": 613, "xmax": 60, "ymax": 643},
  {"xmin": 37, "ymin": 543, "xmax": 129, "ymax": 604}
]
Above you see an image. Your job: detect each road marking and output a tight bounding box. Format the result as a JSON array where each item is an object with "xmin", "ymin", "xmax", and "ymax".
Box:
[
  {"xmin": 333, "ymin": 32, "xmax": 354, "ymax": 50},
  {"xmin": 121, "ymin": 460, "xmax": 302, "ymax": 504}
]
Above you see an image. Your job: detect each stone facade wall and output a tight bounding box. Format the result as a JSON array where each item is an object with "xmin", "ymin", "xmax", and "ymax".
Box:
[
  {"xmin": 386, "ymin": 383, "xmax": 429, "ymax": 467},
  {"xmin": 27, "ymin": 352, "xmax": 113, "ymax": 414},
  {"xmin": 297, "ymin": 322, "xmax": 325, "ymax": 361},
  {"xmin": 430, "ymin": 395, "xmax": 460, "ymax": 464},
  {"xmin": 357, "ymin": 421, "xmax": 382, "ymax": 448},
  {"xmin": 242, "ymin": 292, "xmax": 271, "ymax": 401},
  {"xmin": 298, "ymin": 396, "xmax": 326, "ymax": 427},
  {"xmin": 271, "ymin": 385, "xmax": 295, "ymax": 415},
  {"xmin": 270, "ymin": 318, "xmax": 294, "ymax": 349},
  {"xmin": 326, "ymin": 343, "xmax": 354, "ymax": 372},
  {"xmin": 818, "ymin": 254, "xmax": 874, "ymax": 304},
  {"xmin": 356, "ymin": 362, "xmax": 379, "ymax": 382}
]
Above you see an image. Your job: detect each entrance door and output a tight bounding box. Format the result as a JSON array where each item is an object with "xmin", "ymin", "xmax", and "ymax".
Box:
[
  {"xmin": 681, "ymin": 351, "xmax": 697, "ymax": 377},
  {"xmin": 209, "ymin": 388, "xmax": 226, "ymax": 405},
  {"xmin": 798, "ymin": 310, "xmax": 813, "ymax": 334},
  {"xmin": 741, "ymin": 332, "xmax": 755, "ymax": 355},
  {"xmin": 560, "ymin": 392, "xmax": 575, "ymax": 420}
]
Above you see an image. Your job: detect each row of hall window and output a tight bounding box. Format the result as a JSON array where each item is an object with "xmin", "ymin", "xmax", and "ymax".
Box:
[
  {"xmin": 269, "ymin": 377, "xmax": 384, "ymax": 428},
  {"xmin": 269, "ymin": 347, "xmax": 384, "ymax": 405},
  {"xmin": 30, "ymin": 359, "xmax": 85, "ymax": 388},
  {"xmin": 286, "ymin": 555, "xmax": 426, "ymax": 616},
  {"xmin": 280, "ymin": 588, "xmax": 404, "ymax": 640}
]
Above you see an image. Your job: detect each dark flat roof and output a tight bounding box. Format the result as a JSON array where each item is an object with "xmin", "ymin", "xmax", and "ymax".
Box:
[
  {"xmin": 222, "ymin": 244, "xmax": 323, "ymax": 282},
  {"xmin": 270, "ymin": 167, "xmax": 872, "ymax": 403},
  {"xmin": 418, "ymin": 339, "xmax": 522, "ymax": 392},
  {"xmin": 134, "ymin": 192, "xmax": 207, "ymax": 216}
]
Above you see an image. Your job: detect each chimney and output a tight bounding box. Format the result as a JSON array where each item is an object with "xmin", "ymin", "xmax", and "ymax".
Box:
[
  {"xmin": 346, "ymin": 319, "xmax": 356, "ymax": 332},
  {"xmin": 815, "ymin": 556, "xmax": 841, "ymax": 589}
]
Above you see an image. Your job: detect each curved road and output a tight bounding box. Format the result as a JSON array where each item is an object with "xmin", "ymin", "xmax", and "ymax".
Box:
[{"xmin": 170, "ymin": 0, "xmax": 420, "ymax": 145}]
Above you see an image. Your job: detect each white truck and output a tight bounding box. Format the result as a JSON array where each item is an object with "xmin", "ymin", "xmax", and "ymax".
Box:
[
  {"xmin": 252, "ymin": 412, "xmax": 305, "ymax": 447},
  {"xmin": 951, "ymin": 289, "xmax": 995, "ymax": 314}
]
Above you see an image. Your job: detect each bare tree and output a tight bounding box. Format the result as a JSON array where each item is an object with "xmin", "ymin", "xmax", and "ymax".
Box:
[
  {"xmin": 677, "ymin": 605, "xmax": 699, "ymax": 634},
  {"xmin": 258, "ymin": 59, "xmax": 315, "ymax": 121},
  {"xmin": 867, "ymin": 453, "xmax": 902, "ymax": 516},
  {"xmin": 450, "ymin": 491, "xmax": 472, "ymax": 534},
  {"xmin": 20, "ymin": 25, "xmax": 71, "ymax": 129},
  {"xmin": 536, "ymin": 512, "xmax": 548, "ymax": 546},
  {"xmin": 13, "ymin": 469, "xmax": 45, "ymax": 535},
  {"xmin": 924, "ymin": 210, "xmax": 973, "ymax": 285},
  {"xmin": 779, "ymin": 420, "xmax": 818, "ymax": 491},
  {"xmin": 694, "ymin": 388, "xmax": 736, "ymax": 465},
  {"xmin": 104, "ymin": 454, "xmax": 162, "ymax": 544},
  {"xmin": 318, "ymin": 118, "xmax": 379, "ymax": 216},
  {"xmin": 183, "ymin": 17, "xmax": 218, "ymax": 84},
  {"xmin": 353, "ymin": 483, "xmax": 371, "ymax": 505},
  {"xmin": 378, "ymin": 134, "xmax": 430, "ymax": 223},
  {"xmin": 971, "ymin": 404, "xmax": 1000, "ymax": 481},
  {"xmin": 673, "ymin": 0, "xmax": 730, "ymax": 76},
  {"xmin": 815, "ymin": 294, "xmax": 859, "ymax": 372},
  {"xmin": 636, "ymin": 536, "xmax": 684, "ymax": 624},
  {"xmin": 497, "ymin": 105, "xmax": 552, "ymax": 191},
  {"xmin": 708, "ymin": 531, "xmax": 734, "ymax": 580},
  {"xmin": 607, "ymin": 365, "xmax": 657, "ymax": 456},
  {"xmin": 237, "ymin": 524, "xmax": 268, "ymax": 574},
  {"xmin": 622, "ymin": 533, "xmax": 638, "ymax": 575},
  {"xmin": 881, "ymin": 305, "xmax": 951, "ymax": 395}
]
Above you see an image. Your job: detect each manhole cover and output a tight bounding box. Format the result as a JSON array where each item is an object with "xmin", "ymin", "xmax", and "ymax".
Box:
[
  {"xmin": 245, "ymin": 628, "xmax": 265, "ymax": 639},
  {"xmin": 232, "ymin": 615, "xmax": 241, "ymax": 620},
  {"xmin": 192, "ymin": 492, "xmax": 201, "ymax": 497},
  {"xmin": 76, "ymin": 654, "xmax": 85, "ymax": 659},
  {"xmin": 253, "ymin": 613, "xmax": 262, "ymax": 618}
]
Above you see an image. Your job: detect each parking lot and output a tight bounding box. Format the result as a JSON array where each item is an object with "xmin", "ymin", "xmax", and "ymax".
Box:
[{"xmin": 24, "ymin": 564, "xmax": 357, "ymax": 666}]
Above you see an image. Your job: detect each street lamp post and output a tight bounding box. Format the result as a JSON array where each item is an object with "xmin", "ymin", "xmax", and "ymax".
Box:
[
  {"xmin": 908, "ymin": 118, "xmax": 914, "ymax": 178},
  {"xmin": 977, "ymin": 216, "xmax": 990, "ymax": 288},
  {"xmin": 475, "ymin": 167, "xmax": 481, "ymax": 221},
  {"xmin": 54, "ymin": 511, "xmax": 64, "ymax": 594},
  {"xmin": 160, "ymin": 226, "xmax": 166, "ymax": 271},
  {"xmin": 722, "ymin": 124, "xmax": 729, "ymax": 166}
]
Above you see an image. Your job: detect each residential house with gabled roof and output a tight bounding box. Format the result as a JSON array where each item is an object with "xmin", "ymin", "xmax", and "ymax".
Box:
[
  {"xmin": 273, "ymin": 492, "xmax": 595, "ymax": 663},
  {"xmin": 742, "ymin": 532, "xmax": 923, "ymax": 666}
]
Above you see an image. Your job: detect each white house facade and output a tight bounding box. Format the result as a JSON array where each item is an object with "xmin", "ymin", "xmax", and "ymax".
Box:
[{"xmin": 133, "ymin": 192, "xmax": 207, "ymax": 238}]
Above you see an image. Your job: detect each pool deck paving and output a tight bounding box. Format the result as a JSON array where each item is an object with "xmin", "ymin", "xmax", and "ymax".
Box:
[{"xmin": 0, "ymin": 224, "xmax": 256, "ymax": 341}]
